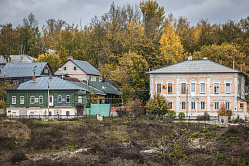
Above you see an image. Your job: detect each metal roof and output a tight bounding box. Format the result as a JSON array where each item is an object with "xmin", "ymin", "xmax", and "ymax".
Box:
[
  {"xmin": 88, "ymin": 81, "xmax": 120, "ymax": 95},
  {"xmin": 147, "ymin": 60, "xmax": 244, "ymax": 75},
  {"xmin": 68, "ymin": 81, "xmax": 105, "ymax": 95},
  {"xmin": 0, "ymin": 62, "xmax": 47, "ymax": 78},
  {"xmin": 0, "ymin": 54, "xmax": 34, "ymax": 64},
  {"xmin": 71, "ymin": 60, "xmax": 99, "ymax": 76},
  {"xmin": 16, "ymin": 76, "xmax": 88, "ymax": 91}
]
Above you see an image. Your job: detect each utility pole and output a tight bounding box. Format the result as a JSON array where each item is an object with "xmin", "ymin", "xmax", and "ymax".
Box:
[
  {"xmin": 186, "ymin": 85, "xmax": 188, "ymax": 117},
  {"xmin": 48, "ymin": 82, "xmax": 49, "ymax": 115}
]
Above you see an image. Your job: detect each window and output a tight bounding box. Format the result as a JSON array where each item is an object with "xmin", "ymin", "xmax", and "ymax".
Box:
[
  {"xmin": 66, "ymin": 95, "xmax": 70, "ymax": 103},
  {"xmin": 78, "ymin": 96, "xmax": 82, "ymax": 103},
  {"xmin": 225, "ymin": 102, "xmax": 230, "ymax": 110},
  {"xmin": 58, "ymin": 95, "xmax": 62, "ymax": 103},
  {"xmin": 200, "ymin": 83, "xmax": 205, "ymax": 93},
  {"xmin": 63, "ymin": 67, "xmax": 66, "ymax": 71},
  {"xmin": 191, "ymin": 102, "xmax": 195, "ymax": 110},
  {"xmin": 240, "ymin": 103, "xmax": 244, "ymax": 109},
  {"xmin": 225, "ymin": 83, "xmax": 231, "ymax": 93},
  {"xmin": 89, "ymin": 76, "xmax": 92, "ymax": 81},
  {"xmin": 30, "ymin": 96, "xmax": 35, "ymax": 104},
  {"xmin": 214, "ymin": 102, "xmax": 219, "ymax": 110},
  {"xmin": 96, "ymin": 77, "xmax": 99, "ymax": 82},
  {"xmin": 39, "ymin": 96, "xmax": 43, "ymax": 104},
  {"xmin": 66, "ymin": 111, "xmax": 70, "ymax": 116},
  {"xmin": 49, "ymin": 111, "xmax": 52, "ymax": 116},
  {"xmin": 191, "ymin": 83, "xmax": 196, "ymax": 92},
  {"xmin": 200, "ymin": 101, "xmax": 205, "ymax": 110},
  {"xmin": 214, "ymin": 83, "xmax": 219, "ymax": 93},
  {"xmin": 74, "ymin": 66, "xmax": 77, "ymax": 70},
  {"xmin": 44, "ymin": 68, "xmax": 48, "ymax": 73},
  {"xmin": 168, "ymin": 102, "xmax": 173, "ymax": 109},
  {"xmin": 168, "ymin": 83, "xmax": 173, "ymax": 94},
  {"xmin": 181, "ymin": 83, "xmax": 187, "ymax": 94},
  {"xmin": 12, "ymin": 96, "xmax": 16, "ymax": 104},
  {"xmin": 20, "ymin": 96, "xmax": 24, "ymax": 104},
  {"xmin": 156, "ymin": 83, "xmax": 162, "ymax": 93},
  {"xmin": 181, "ymin": 101, "xmax": 186, "ymax": 110}
]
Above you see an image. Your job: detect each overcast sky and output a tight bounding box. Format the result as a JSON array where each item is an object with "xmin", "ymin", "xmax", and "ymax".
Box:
[{"xmin": 0, "ymin": 0, "xmax": 249, "ymax": 28}]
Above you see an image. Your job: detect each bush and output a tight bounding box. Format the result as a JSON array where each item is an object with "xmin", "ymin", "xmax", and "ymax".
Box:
[
  {"xmin": 197, "ymin": 112, "xmax": 210, "ymax": 120},
  {"xmin": 116, "ymin": 108, "xmax": 129, "ymax": 118},
  {"xmin": 10, "ymin": 151, "xmax": 28, "ymax": 164},
  {"xmin": 218, "ymin": 103, "xmax": 232, "ymax": 118},
  {"xmin": 167, "ymin": 110, "xmax": 176, "ymax": 119},
  {"xmin": 147, "ymin": 94, "xmax": 169, "ymax": 116},
  {"xmin": 178, "ymin": 112, "xmax": 185, "ymax": 119}
]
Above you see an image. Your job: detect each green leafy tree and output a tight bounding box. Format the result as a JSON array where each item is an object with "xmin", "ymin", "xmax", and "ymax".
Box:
[{"xmin": 147, "ymin": 94, "xmax": 169, "ymax": 116}]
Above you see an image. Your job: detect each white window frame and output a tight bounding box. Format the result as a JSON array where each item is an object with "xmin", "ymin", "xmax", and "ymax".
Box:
[
  {"xmin": 225, "ymin": 102, "xmax": 230, "ymax": 110},
  {"xmin": 240, "ymin": 103, "xmax": 244, "ymax": 109},
  {"xmin": 66, "ymin": 95, "xmax": 70, "ymax": 103},
  {"xmin": 63, "ymin": 66, "xmax": 66, "ymax": 71},
  {"xmin": 225, "ymin": 83, "xmax": 231, "ymax": 93},
  {"xmin": 214, "ymin": 83, "xmax": 220, "ymax": 94},
  {"xmin": 200, "ymin": 101, "xmax": 205, "ymax": 110},
  {"xmin": 181, "ymin": 83, "xmax": 187, "ymax": 94},
  {"xmin": 191, "ymin": 102, "xmax": 196, "ymax": 110},
  {"xmin": 155, "ymin": 81, "xmax": 163, "ymax": 93},
  {"xmin": 12, "ymin": 96, "xmax": 16, "ymax": 104},
  {"xmin": 214, "ymin": 102, "xmax": 220, "ymax": 110},
  {"xmin": 58, "ymin": 95, "xmax": 62, "ymax": 103},
  {"xmin": 200, "ymin": 83, "xmax": 205, "ymax": 94},
  {"xmin": 181, "ymin": 101, "xmax": 186, "ymax": 110},
  {"xmin": 20, "ymin": 96, "xmax": 24, "ymax": 104},
  {"xmin": 168, "ymin": 82, "xmax": 173, "ymax": 94},
  {"xmin": 191, "ymin": 83, "xmax": 196, "ymax": 93},
  {"xmin": 30, "ymin": 96, "xmax": 35, "ymax": 104},
  {"xmin": 39, "ymin": 95, "xmax": 43, "ymax": 104},
  {"xmin": 156, "ymin": 82, "xmax": 162, "ymax": 93}
]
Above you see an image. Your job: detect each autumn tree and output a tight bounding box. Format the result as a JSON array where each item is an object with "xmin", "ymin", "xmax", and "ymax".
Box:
[
  {"xmin": 37, "ymin": 52, "xmax": 61, "ymax": 72},
  {"xmin": 159, "ymin": 24, "xmax": 185, "ymax": 66},
  {"xmin": 192, "ymin": 43, "xmax": 249, "ymax": 74},
  {"xmin": 147, "ymin": 94, "xmax": 169, "ymax": 116}
]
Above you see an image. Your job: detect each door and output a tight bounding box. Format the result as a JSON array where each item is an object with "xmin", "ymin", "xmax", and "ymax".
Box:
[{"xmin": 49, "ymin": 95, "xmax": 53, "ymax": 106}]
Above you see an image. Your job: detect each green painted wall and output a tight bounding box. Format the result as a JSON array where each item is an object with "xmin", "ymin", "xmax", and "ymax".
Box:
[{"xmin": 6, "ymin": 90, "xmax": 87, "ymax": 108}]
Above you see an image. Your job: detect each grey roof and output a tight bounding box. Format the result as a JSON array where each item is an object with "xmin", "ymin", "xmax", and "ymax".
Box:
[
  {"xmin": 71, "ymin": 60, "xmax": 99, "ymax": 75},
  {"xmin": 67, "ymin": 81, "xmax": 105, "ymax": 95},
  {"xmin": 17, "ymin": 76, "xmax": 88, "ymax": 91},
  {"xmin": 147, "ymin": 60, "xmax": 244, "ymax": 74},
  {"xmin": 0, "ymin": 54, "xmax": 34, "ymax": 64},
  {"xmin": 0, "ymin": 62, "xmax": 47, "ymax": 78}
]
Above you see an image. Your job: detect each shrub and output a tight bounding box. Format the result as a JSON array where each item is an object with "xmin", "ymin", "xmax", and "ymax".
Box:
[
  {"xmin": 218, "ymin": 103, "xmax": 232, "ymax": 118},
  {"xmin": 116, "ymin": 108, "xmax": 129, "ymax": 118},
  {"xmin": 147, "ymin": 94, "xmax": 169, "ymax": 116},
  {"xmin": 10, "ymin": 151, "xmax": 28, "ymax": 164},
  {"xmin": 197, "ymin": 112, "xmax": 210, "ymax": 120},
  {"xmin": 129, "ymin": 99, "xmax": 144, "ymax": 118},
  {"xmin": 167, "ymin": 110, "xmax": 176, "ymax": 119},
  {"xmin": 178, "ymin": 112, "xmax": 185, "ymax": 119}
]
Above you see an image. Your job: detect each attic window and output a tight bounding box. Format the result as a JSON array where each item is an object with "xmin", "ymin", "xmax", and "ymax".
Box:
[
  {"xmin": 74, "ymin": 66, "xmax": 77, "ymax": 70},
  {"xmin": 63, "ymin": 67, "xmax": 66, "ymax": 71},
  {"xmin": 44, "ymin": 68, "xmax": 48, "ymax": 74}
]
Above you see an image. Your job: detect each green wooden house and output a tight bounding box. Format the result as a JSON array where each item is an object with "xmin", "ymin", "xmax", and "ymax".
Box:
[{"xmin": 5, "ymin": 76, "xmax": 88, "ymax": 118}]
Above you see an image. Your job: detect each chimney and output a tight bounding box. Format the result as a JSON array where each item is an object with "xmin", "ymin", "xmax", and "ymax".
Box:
[
  {"xmin": 188, "ymin": 56, "xmax": 192, "ymax": 61},
  {"xmin": 68, "ymin": 56, "xmax": 73, "ymax": 60},
  {"xmin": 49, "ymin": 74, "xmax": 52, "ymax": 79},
  {"xmin": 33, "ymin": 72, "xmax": 35, "ymax": 81}
]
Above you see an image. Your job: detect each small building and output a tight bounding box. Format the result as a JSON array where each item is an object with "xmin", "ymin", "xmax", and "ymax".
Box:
[
  {"xmin": 0, "ymin": 62, "xmax": 53, "ymax": 85},
  {"xmin": 5, "ymin": 76, "xmax": 88, "ymax": 118},
  {"xmin": 0, "ymin": 54, "xmax": 34, "ymax": 67},
  {"xmin": 54, "ymin": 57, "xmax": 100, "ymax": 82},
  {"xmin": 147, "ymin": 57, "xmax": 249, "ymax": 119}
]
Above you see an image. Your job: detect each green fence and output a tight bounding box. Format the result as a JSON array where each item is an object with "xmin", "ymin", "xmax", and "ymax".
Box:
[{"xmin": 86, "ymin": 104, "xmax": 111, "ymax": 117}]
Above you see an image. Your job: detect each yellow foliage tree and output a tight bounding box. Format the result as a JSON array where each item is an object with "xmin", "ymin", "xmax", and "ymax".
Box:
[
  {"xmin": 160, "ymin": 24, "xmax": 184, "ymax": 65},
  {"xmin": 37, "ymin": 53, "xmax": 62, "ymax": 72}
]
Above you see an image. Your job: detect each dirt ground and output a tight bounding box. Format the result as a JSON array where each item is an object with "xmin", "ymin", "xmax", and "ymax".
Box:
[{"xmin": 0, "ymin": 117, "xmax": 248, "ymax": 165}]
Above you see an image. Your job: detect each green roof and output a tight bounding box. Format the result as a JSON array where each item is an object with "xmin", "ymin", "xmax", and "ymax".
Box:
[
  {"xmin": 67, "ymin": 81, "xmax": 105, "ymax": 95},
  {"xmin": 88, "ymin": 81, "xmax": 120, "ymax": 95}
]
